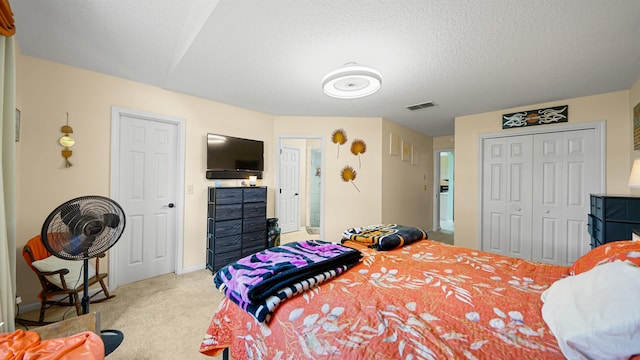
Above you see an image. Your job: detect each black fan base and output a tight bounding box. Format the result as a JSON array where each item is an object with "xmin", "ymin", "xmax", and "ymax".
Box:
[{"xmin": 101, "ymin": 329, "xmax": 124, "ymax": 356}]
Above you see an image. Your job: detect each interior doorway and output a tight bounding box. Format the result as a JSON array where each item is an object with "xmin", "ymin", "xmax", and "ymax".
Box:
[
  {"xmin": 434, "ymin": 149, "xmax": 454, "ymax": 232},
  {"xmin": 276, "ymin": 135, "xmax": 324, "ymax": 241},
  {"xmin": 109, "ymin": 107, "xmax": 186, "ymax": 290}
]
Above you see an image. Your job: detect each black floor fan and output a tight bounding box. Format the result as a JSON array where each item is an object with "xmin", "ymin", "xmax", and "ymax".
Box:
[{"xmin": 41, "ymin": 195, "xmax": 126, "ymax": 356}]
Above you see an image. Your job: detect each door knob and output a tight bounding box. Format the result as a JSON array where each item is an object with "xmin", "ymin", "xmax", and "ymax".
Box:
[
  {"xmin": 294, "ymin": 193, "xmax": 299, "ymax": 196},
  {"xmin": 167, "ymin": 203, "xmax": 175, "ymax": 208}
]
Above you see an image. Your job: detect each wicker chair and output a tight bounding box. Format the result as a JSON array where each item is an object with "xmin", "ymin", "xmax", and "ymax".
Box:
[{"xmin": 22, "ymin": 235, "xmax": 114, "ymax": 323}]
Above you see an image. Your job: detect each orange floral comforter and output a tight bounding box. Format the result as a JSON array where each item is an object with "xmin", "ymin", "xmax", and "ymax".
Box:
[{"xmin": 200, "ymin": 240, "xmax": 569, "ymax": 359}]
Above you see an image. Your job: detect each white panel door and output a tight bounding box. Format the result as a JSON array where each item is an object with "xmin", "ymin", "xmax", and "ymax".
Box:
[
  {"xmin": 481, "ymin": 135, "xmax": 533, "ymax": 258},
  {"xmin": 532, "ymin": 129, "xmax": 595, "ymax": 265},
  {"xmin": 279, "ymin": 146, "xmax": 300, "ymax": 233},
  {"xmin": 116, "ymin": 115, "xmax": 177, "ymax": 285}
]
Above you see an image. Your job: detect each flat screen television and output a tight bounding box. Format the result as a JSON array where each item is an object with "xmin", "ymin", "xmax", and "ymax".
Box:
[{"xmin": 206, "ymin": 133, "xmax": 264, "ymax": 179}]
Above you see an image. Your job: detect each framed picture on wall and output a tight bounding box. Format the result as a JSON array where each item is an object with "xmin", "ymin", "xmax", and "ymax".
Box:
[
  {"xmin": 412, "ymin": 146, "xmax": 419, "ymax": 166},
  {"xmin": 389, "ymin": 133, "xmax": 400, "ymax": 156},
  {"xmin": 15, "ymin": 108, "xmax": 20, "ymax": 142},
  {"xmin": 634, "ymin": 102, "xmax": 640, "ymax": 150},
  {"xmin": 401, "ymin": 140, "xmax": 411, "ymax": 162}
]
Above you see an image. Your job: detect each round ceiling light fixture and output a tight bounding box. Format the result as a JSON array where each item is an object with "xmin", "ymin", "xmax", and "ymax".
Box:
[{"xmin": 322, "ymin": 63, "xmax": 382, "ymax": 99}]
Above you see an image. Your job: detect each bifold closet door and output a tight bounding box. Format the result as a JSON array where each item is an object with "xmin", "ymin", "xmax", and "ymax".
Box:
[
  {"xmin": 482, "ymin": 129, "xmax": 596, "ymax": 265},
  {"xmin": 481, "ymin": 135, "xmax": 533, "ymax": 259},
  {"xmin": 532, "ymin": 129, "xmax": 595, "ymax": 265}
]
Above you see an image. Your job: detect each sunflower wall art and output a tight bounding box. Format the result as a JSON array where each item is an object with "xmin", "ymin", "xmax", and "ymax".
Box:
[
  {"xmin": 350, "ymin": 139, "xmax": 366, "ymax": 169},
  {"xmin": 340, "ymin": 165, "xmax": 360, "ymax": 192},
  {"xmin": 331, "ymin": 128, "xmax": 347, "ymax": 158},
  {"xmin": 332, "ymin": 128, "xmax": 369, "ymax": 192}
]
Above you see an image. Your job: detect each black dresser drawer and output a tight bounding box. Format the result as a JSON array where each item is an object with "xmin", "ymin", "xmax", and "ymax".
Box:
[
  {"xmin": 214, "ymin": 188, "xmax": 243, "ymax": 204},
  {"xmin": 214, "ymin": 219, "xmax": 242, "ymax": 238},
  {"xmin": 213, "ymin": 250, "xmax": 242, "ymax": 271},
  {"xmin": 243, "ymin": 202, "xmax": 266, "ymax": 218},
  {"xmin": 587, "ymin": 214, "xmax": 602, "ymax": 241},
  {"xmin": 243, "ymin": 217, "xmax": 267, "ymax": 233},
  {"xmin": 243, "ymin": 187, "xmax": 267, "ymax": 203},
  {"xmin": 206, "ymin": 249, "xmax": 214, "ymax": 272},
  {"xmin": 214, "ymin": 235, "xmax": 242, "ymax": 254},
  {"xmin": 604, "ymin": 197, "xmax": 640, "ymax": 222},
  {"xmin": 243, "ymin": 230, "xmax": 266, "ymax": 248},
  {"xmin": 214, "ymin": 204, "xmax": 242, "ymax": 221},
  {"xmin": 604, "ymin": 222, "xmax": 637, "ymax": 242},
  {"xmin": 590, "ymin": 196, "xmax": 603, "ymax": 220}
]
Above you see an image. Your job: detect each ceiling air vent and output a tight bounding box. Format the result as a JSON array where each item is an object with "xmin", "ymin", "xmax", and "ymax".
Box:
[{"xmin": 406, "ymin": 101, "xmax": 435, "ymax": 111}]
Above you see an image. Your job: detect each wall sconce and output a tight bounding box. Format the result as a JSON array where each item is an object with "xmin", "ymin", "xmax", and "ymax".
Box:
[
  {"xmin": 629, "ymin": 159, "xmax": 640, "ymax": 188},
  {"xmin": 249, "ymin": 175, "xmax": 257, "ymax": 187},
  {"xmin": 59, "ymin": 112, "xmax": 75, "ymax": 167}
]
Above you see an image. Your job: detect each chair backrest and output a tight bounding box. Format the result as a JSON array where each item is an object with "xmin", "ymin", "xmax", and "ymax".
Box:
[{"xmin": 23, "ymin": 235, "xmax": 51, "ymax": 269}]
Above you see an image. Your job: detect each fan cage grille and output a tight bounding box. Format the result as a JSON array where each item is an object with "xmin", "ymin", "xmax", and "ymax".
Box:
[{"xmin": 41, "ymin": 195, "xmax": 126, "ymax": 260}]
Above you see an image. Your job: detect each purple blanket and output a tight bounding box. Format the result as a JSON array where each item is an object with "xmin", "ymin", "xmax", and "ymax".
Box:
[
  {"xmin": 214, "ymin": 240, "xmax": 362, "ymax": 303},
  {"xmin": 218, "ymin": 265, "xmax": 351, "ymax": 323}
]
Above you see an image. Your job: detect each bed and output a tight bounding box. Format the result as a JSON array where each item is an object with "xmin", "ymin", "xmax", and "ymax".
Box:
[{"xmin": 200, "ymin": 227, "xmax": 640, "ymax": 360}]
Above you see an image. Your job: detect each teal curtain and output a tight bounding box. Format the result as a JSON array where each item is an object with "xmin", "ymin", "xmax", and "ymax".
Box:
[{"xmin": 0, "ymin": 34, "xmax": 16, "ymax": 332}]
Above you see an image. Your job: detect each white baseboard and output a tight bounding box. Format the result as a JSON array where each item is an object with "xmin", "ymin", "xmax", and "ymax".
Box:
[
  {"xmin": 180, "ymin": 263, "xmax": 206, "ymax": 274},
  {"xmin": 17, "ymin": 288, "xmax": 104, "ymax": 316}
]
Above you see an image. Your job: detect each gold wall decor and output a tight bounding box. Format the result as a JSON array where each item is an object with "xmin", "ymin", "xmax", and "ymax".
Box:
[
  {"xmin": 331, "ymin": 128, "xmax": 347, "ymax": 158},
  {"xmin": 340, "ymin": 165, "xmax": 360, "ymax": 192},
  {"xmin": 350, "ymin": 139, "xmax": 366, "ymax": 169},
  {"xmin": 59, "ymin": 112, "xmax": 75, "ymax": 167}
]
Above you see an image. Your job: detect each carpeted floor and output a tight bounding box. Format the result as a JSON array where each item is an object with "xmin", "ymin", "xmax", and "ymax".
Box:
[
  {"xmin": 16, "ymin": 270, "xmax": 224, "ymax": 360},
  {"xmin": 16, "ymin": 228, "xmax": 453, "ymax": 359}
]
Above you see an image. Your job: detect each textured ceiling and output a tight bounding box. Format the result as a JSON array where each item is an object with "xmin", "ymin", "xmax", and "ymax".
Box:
[{"xmin": 11, "ymin": 0, "xmax": 640, "ymax": 136}]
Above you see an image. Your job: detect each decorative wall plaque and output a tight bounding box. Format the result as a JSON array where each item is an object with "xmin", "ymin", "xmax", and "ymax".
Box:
[{"xmin": 502, "ymin": 105, "xmax": 568, "ymax": 129}]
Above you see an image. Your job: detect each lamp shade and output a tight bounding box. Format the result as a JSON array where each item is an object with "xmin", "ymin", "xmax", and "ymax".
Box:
[
  {"xmin": 629, "ymin": 159, "xmax": 640, "ymax": 188},
  {"xmin": 322, "ymin": 63, "xmax": 382, "ymax": 99}
]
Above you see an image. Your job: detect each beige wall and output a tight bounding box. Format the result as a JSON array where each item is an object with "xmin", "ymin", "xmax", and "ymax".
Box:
[
  {"xmin": 381, "ymin": 120, "xmax": 434, "ymax": 231},
  {"xmin": 273, "ymin": 117, "xmax": 384, "ymax": 240},
  {"xmin": 454, "ymin": 90, "xmax": 633, "ymax": 250},
  {"xmin": 433, "ymin": 135, "xmax": 455, "ymax": 150}
]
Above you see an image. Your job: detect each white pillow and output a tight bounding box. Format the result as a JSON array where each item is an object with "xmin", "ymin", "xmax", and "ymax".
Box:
[
  {"xmin": 541, "ymin": 261, "xmax": 640, "ymax": 360},
  {"xmin": 31, "ymin": 256, "xmax": 96, "ymax": 289}
]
